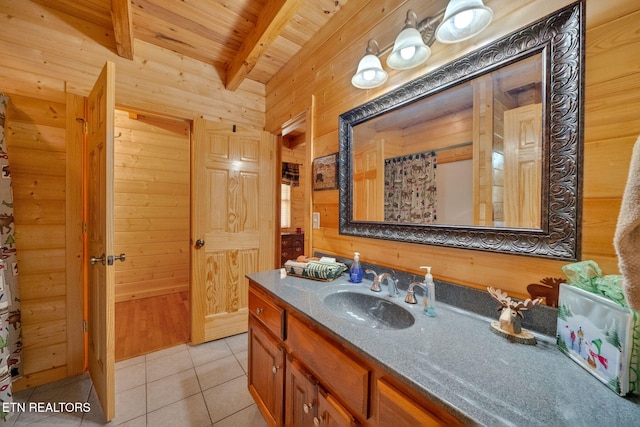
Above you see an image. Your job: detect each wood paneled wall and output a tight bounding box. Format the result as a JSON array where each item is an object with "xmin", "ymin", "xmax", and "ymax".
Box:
[
  {"xmin": 266, "ymin": 0, "xmax": 640, "ymax": 298},
  {"xmin": 4, "ymin": 92, "xmax": 84, "ymax": 390},
  {"xmin": 0, "ymin": 1, "xmax": 268, "ymax": 389},
  {"xmin": 113, "ymin": 110, "xmax": 190, "ymax": 302}
]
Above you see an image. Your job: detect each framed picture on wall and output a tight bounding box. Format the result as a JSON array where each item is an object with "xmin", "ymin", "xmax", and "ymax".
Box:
[{"xmin": 312, "ymin": 153, "xmax": 338, "ymax": 191}]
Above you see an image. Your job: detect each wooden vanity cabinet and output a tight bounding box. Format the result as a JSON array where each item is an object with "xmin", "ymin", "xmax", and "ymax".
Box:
[{"xmin": 248, "ymin": 280, "xmax": 462, "ymax": 427}]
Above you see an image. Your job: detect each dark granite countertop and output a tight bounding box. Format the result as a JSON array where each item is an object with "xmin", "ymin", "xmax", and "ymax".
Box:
[{"xmin": 247, "ymin": 269, "xmax": 640, "ymax": 427}]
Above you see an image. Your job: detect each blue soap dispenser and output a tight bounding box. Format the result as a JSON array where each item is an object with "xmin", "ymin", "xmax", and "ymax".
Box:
[
  {"xmin": 350, "ymin": 252, "xmax": 363, "ymax": 283},
  {"xmin": 421, "ymin": 266, "xmax": 436, "ymax": 317}
]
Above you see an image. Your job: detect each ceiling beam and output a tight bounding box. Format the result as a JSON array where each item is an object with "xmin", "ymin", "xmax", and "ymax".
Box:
[
  {"xmin": 111, "ymin": 0, "xmax": 134, "ymax": 60},
  {"xmin": 225, "ymin": 0, "xmax": 305, "ymax": 91}
]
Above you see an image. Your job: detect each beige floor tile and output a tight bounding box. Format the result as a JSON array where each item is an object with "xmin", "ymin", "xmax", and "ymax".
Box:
[
  {"xmin": 188, "ymin": 339, "xmax": 233, "ymax": 367},
  {"xmin": 29, "ymin": 373, "xmax": 92, "ymax": 404},
  {"xmin": 195, "ymin": 355, "xmax": 245, "ymax": 391},
  {"xmin": 212, "ymin": 404, "xmax": 266, "ymax": 427},
  {"xmin": 224, "ymin": 333, "xmax": 248, "ymax": 354},
  {"xmin": 146, "ymin": 346, "xmax": 193, "ymax": 383},
  {"xmin": 108, "ymin": 415, "xmax": 146, "ymax": 427},
  {"xmin": 234, "ymin": 349, "xmax": 248, "ymax": 374},
  {"xmin": 9, "ymin": 342, "xmax": 258, "ymax": 427},
  {"xmin": 115, "ymin": 361, "xmax": 146, "ymax": 394},
  {"xmin": 145, "ymin": 343, "xmax": 189, "ymax": 361},
  {"xmin": 146, "ymin": 368, "xmax": 201, "ymax": 412},
  {"xmin": 115, "ymin": 355, "xmax": 145, "ymax": 370},
  {"xmin": 146, "ymin": 393, "xmax": 211, "ymax": 427},
  {"xmin": 14, "ymin": 410, "xmax": 84, "ymax": 426},
  {"xmin": 111, "ymin": 384, "xmax": 146, "ymax": 425},
  {"xmin": 202, "ymin": 376, "xmax": 254, "ymax": 424}
]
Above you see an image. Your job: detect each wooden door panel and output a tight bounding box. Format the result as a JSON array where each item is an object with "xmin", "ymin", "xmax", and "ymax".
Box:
[
  {"xmin": 87, "ymin": 61, "xmax": 116, "ymax": 421},
  {"xmin": 191, "ymin": 119, "xmax": 275, "ymax": 344}
]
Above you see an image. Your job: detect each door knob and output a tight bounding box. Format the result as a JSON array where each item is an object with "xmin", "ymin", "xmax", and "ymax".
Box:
[
  {"xmin": 90, "ymin": 254, "xmax": 106, "ymax": 265},
  {"xmin": 195, "ymin": 239, "xmax": 205, "ymax": 248}
]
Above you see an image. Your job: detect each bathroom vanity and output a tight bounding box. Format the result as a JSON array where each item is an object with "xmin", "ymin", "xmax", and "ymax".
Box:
[{"xmin": 247, "ymin": 269, "xmax": 640, "ymax": 426}]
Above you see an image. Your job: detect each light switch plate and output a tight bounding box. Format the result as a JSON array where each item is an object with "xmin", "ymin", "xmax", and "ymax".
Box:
[{"xmin": 312, "ymin": 212, "xmax": 320, "ymax": 229}]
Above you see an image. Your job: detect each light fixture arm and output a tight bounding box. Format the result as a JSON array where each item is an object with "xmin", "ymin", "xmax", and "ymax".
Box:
[{"xmin": 365, "ymin": 39, "xmax": 382, "ymax": 56}]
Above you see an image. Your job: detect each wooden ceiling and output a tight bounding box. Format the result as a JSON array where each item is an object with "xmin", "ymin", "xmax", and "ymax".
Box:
[{"xmin": 33, "ymin": 0, "xmax": 348, "ymax": 91}]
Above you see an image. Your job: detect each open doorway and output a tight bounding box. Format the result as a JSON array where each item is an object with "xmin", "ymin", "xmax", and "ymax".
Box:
[
  {"xmin": 279, "ymin": 113, "xmax": 307, "ymax": 265},
  {"xmin": 112, "ymin": 109, "xmax": 191, "ymax": 361}
]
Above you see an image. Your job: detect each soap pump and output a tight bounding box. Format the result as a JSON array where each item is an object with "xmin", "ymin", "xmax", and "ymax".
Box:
[
  {"xmin": 421, "ymin": 266, "xmax": 436, "ymax": 317},
  {"xmin": 350, "ymin": 252, "xmax": 363, "ymax": 283}
]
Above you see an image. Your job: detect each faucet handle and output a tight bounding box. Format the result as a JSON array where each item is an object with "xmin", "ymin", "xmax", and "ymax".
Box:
[
  {"xmin": 405, "ymin": 282, "xmax": 422, "ymax": 304},
  {"xmin": 366, "ymin": 269, "xmax": 382, "ymax": 292},
  {"xmin": 405, "ymin": 290, "xmax": 417, "ymax": 304}
]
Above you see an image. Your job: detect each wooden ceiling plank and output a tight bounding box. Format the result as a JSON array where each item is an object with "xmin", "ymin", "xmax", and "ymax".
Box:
[
  {"xmin": 111, "ymin": 0, "xmax": 134, "ymax": 59},
  {"xmin": 225, "ymin": 0, "xmax": 305, "ymax": 91}
]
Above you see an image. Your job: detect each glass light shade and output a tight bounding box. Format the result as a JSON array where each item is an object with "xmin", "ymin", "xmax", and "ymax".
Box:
[
  {"xmin": 435, "ymin": 0, "xmax": 493, "ymax": 44},
  {"xmin": 387, "ymin": 27, "xmax": 431, "ymax": 70},
  {"xmin": 352, "ymin": 54, "xmax": 388, "ymax": 89}
]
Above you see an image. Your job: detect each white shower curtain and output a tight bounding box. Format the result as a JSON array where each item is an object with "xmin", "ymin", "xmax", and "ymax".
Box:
[{"xmin": 0, "ymin": 93, "xmax": 22, "ymax": 421}]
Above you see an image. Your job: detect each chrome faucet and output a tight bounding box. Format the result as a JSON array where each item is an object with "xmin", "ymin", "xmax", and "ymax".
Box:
[
  {"xmin": 380, "ymin": 273, "xmax": 400, "ymax": 298},
  {"xmin": 405, "ymin": 281, "xmax": 428, "ymax": 304}
]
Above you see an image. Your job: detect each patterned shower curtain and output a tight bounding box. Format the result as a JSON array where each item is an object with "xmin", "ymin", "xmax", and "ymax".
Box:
[
  {"xmin": 0, "ymin": 93, "xmax": 22, "ymax": 419},
  {"xmin": 384, "ymin": 151, "xmax": 438, "ymax": 224}
]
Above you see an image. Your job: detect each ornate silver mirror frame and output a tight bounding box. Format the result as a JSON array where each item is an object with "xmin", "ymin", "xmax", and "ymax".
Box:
[{"xmin": 338, "ymin": 2, "xmax": 584, "ymax": 260}]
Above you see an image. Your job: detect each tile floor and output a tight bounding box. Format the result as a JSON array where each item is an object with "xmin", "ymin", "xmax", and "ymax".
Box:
[{"xmin": 5, "ymin": 333, "xmax": 267, "ymax": 427}]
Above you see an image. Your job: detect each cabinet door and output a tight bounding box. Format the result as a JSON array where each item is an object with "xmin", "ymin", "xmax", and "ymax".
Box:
[
  {"xmin": 315, "ymin": 388, "xmax": 357, "ymax": 427},
  {"xmin": 248, "ymin": 315, "xmax": 285, "ymax": 426},
  {"xmin": 286, "ymin": 357, "xmax": 317, "ymax": 427}
]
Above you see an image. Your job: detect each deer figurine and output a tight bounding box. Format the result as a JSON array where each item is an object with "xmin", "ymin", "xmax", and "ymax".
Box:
[{"xmin": 487, "ymin": 287, "xmax": 542, "ymax": 344}]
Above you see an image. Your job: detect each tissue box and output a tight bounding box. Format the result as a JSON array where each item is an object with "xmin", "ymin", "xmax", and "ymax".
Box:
[{"xmin": 556, "ymin": 283, "xmax": 635, "ymax": 395}]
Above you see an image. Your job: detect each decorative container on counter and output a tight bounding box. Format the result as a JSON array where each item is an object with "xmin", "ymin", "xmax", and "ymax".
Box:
[{"xmin": 556, "ymin": 283, "xmax": 637, "ymax": 396}]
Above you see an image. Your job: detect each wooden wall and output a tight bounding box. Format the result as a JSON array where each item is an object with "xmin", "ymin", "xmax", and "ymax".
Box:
[
  {"xmin": 113, "ymin": 110, "xmax": 190, "ymax": 302},
  {"xmin": 266, "ymin": 0, "xmax": 640, "ymax": 298},
  {"xmin": 0, "ymin": 1, "xmax": 268, "ymax": 389},
  {"xmin": 4, "ymin": 92, "xmax": 84, "ymax": 390}
]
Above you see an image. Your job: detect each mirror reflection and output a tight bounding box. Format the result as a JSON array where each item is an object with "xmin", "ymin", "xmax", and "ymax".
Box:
[{"xmin": 352, "ymin": 54, "xmax": 543, "ymax": 229}]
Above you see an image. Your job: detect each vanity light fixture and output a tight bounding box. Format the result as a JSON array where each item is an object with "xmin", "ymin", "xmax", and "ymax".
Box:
[
  {"xmin": 351, "ymin": 0, "xmax": 493, "ymax": 89},
  {"xmin": 351, "ymin": 39, "xmax": 388, "ymax": 89},
  {"xmin": 387, "ymin": 10, "xmax": 431, "ymax": 70},
  {"xmin": 435, "ymin": 0, "xmax": 494, "ymax": 44}
]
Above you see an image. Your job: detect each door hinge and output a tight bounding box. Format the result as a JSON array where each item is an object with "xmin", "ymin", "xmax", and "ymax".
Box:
[
  {"xmin": 82, "ymin": 121, "xmax": 88, "ymax": 135},
  {"xmin": 82, "ymin": 222, "xmax": 87, "ymax": 234},
  {"xmin": 83, "ymin": 320, "xmax": 88, "ymax": 333}
]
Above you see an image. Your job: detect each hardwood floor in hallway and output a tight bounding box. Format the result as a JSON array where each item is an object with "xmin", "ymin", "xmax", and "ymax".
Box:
[{"xmin": 115, "ymin": 291, "xmax": 190, "ymax": 361}]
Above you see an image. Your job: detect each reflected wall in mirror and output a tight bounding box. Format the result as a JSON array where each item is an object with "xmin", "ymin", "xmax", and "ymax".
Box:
[
  {"xmin": 339, "ymin": 2, "xmax": 584, "ymax": 260},
  {"xmin": 352, "ymin": 54, "xmax": 543, "ymax": 229}
]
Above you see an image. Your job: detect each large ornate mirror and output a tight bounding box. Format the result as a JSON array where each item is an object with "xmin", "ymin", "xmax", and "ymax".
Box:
[{"xmin": 338, "ymin": 2, "xmax": 584, "ymax": 260}]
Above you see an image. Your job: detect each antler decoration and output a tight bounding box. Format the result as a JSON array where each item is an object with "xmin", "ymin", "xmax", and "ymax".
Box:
[{"xmin": 488, "ymin": 286, "xmax": 542, "ymax": 317}]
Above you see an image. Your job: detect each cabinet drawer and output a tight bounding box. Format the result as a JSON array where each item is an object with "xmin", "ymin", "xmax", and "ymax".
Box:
[
  {"xmin": 376, "ymin": 378, "xmax": 462, "ymax": 426},
  {"xmin": 287, "ymin": 314, "xmax": 370, "ymax": 420},
  {"xmin": 249, "ymin": 286, "xmax": 285, "ymax": 340}
]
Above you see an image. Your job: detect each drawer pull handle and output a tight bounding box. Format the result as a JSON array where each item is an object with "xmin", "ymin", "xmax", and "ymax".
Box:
[
  {"xmin": 303, "ymin": 403, "xmax": 313, "ymax": 414},
  {"xmin": 256, "ymin": 308, "xmax": 264, "ymax": 315},
  {"xmin": 313, "ymin": 416, "xmax": 323, "ymax": 426},
  {"xmin": 272, "ymin": 365, "xmax": 279, "ymax": 374}
]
